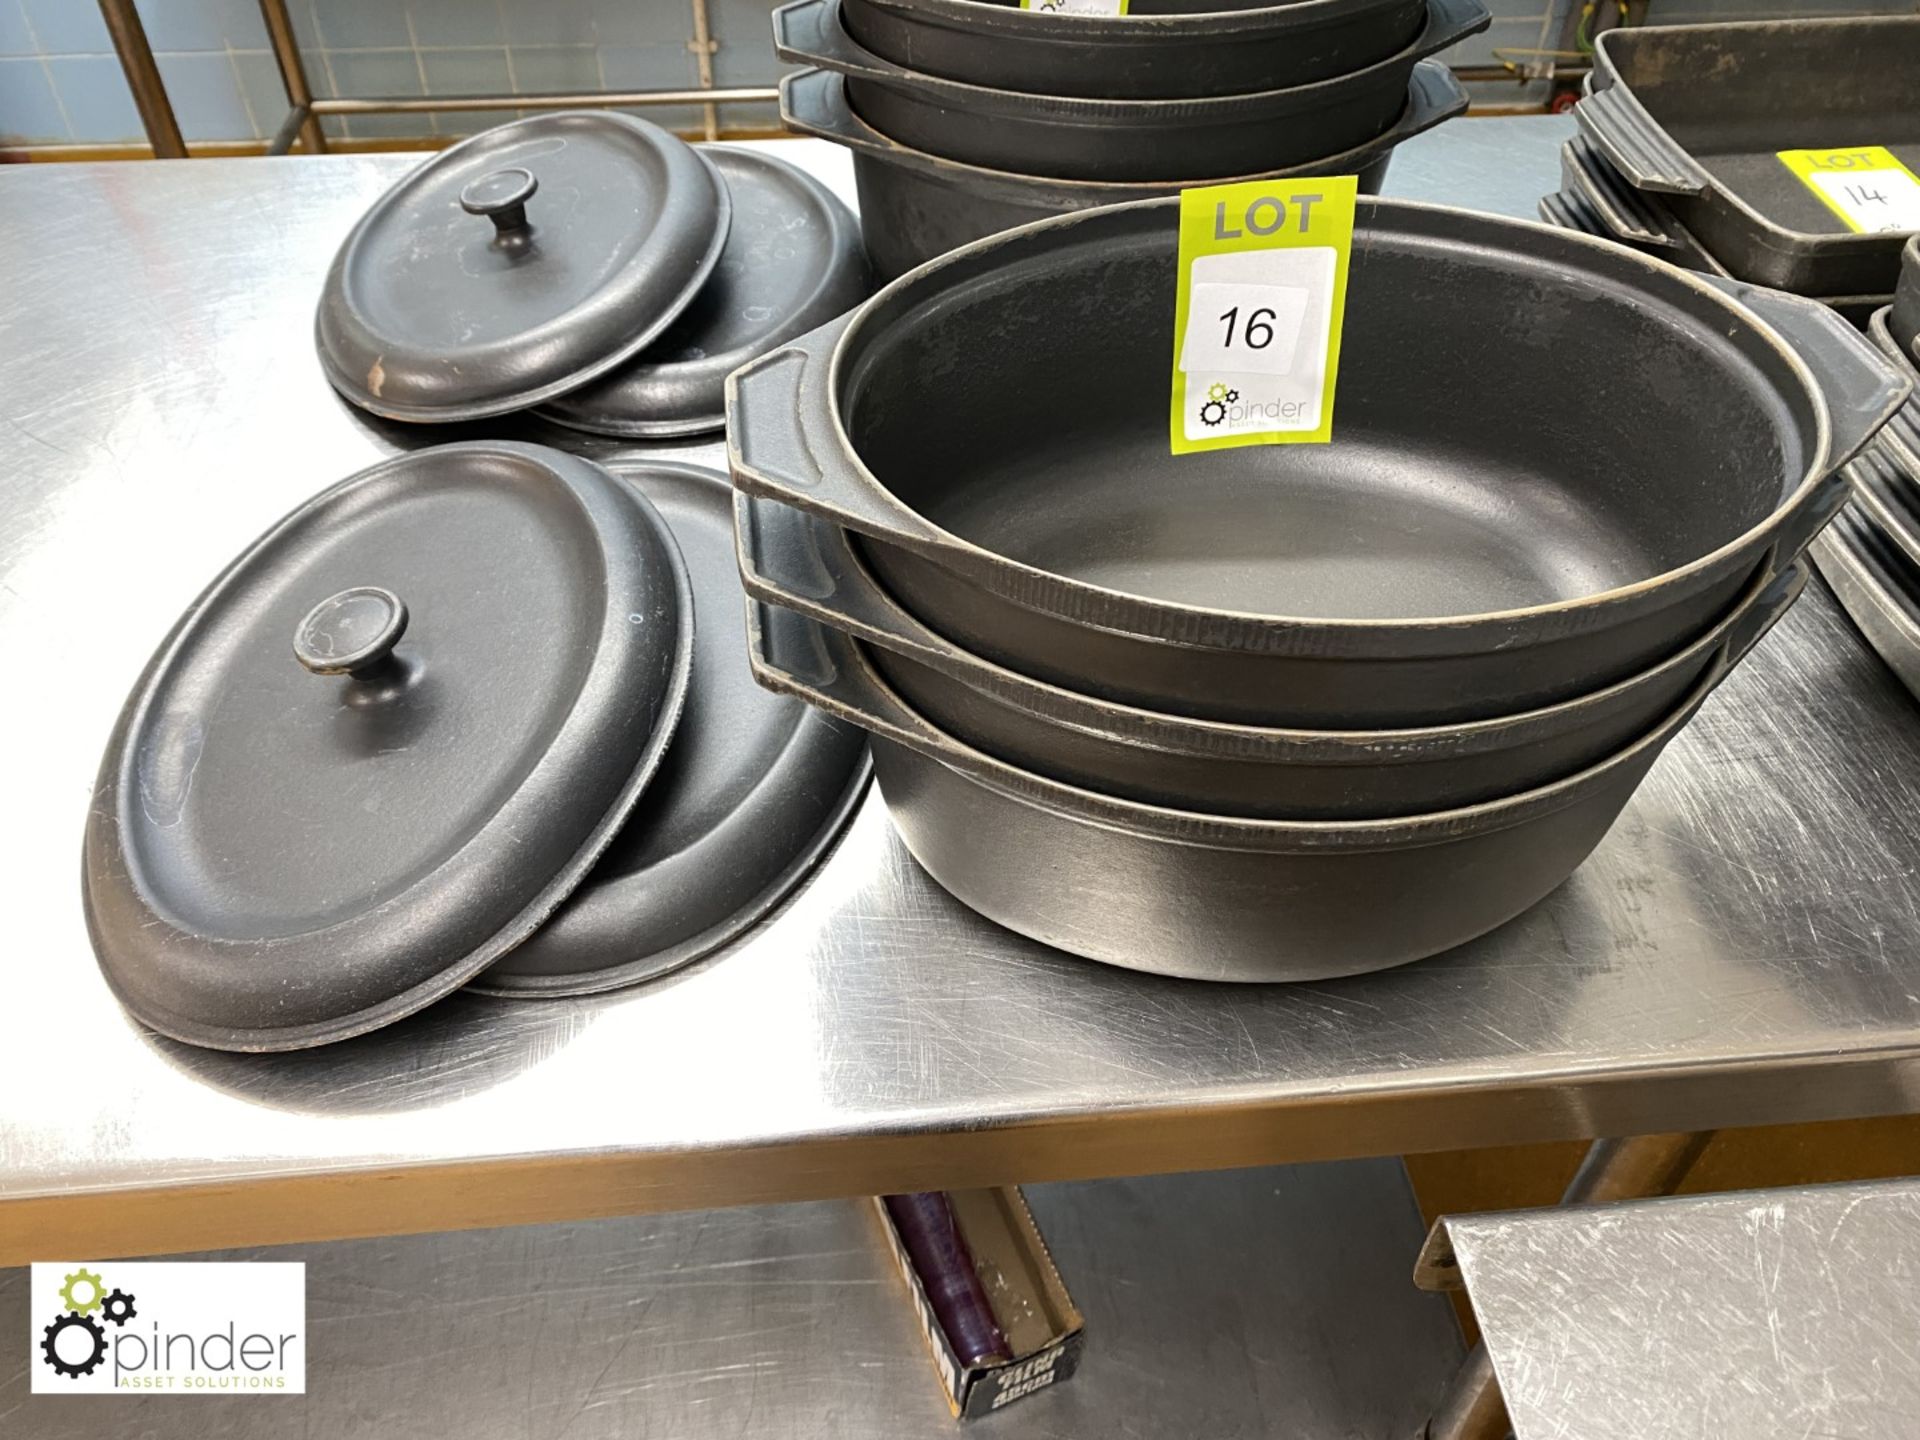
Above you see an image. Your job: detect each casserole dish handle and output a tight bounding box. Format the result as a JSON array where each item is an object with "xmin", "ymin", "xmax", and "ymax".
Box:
[
  {"xmin": 734, "ymin": 487, "xmax": 952, "ymax": 665},
  {"xmin": 780, "ymin": 69, "xmax": 887, "ymax": 157},
  {"xmin": 1705, "ymin": 276, "xmax": 1914, "ymax": 480},
  {"xmin": 746, "ymin": 595, "xmax": 974, "ymax": 770},
  {"xmin": 1718, "ymin": 560, "xmax": 1809, "ymax": 677},
  {"xmin": 1769, "ymin": 470, "xmax": 1858, "ymax": 575},
  {"xmin": 774, "ymin": 0, "xmax": 877, "ymax": 72},
  {"xmin": 1413, "ymin": 0, "xmax": 1493, "ymax": 62},
  {"xmin": 1400, "ymin": 59, "xmax": 1469, "ymax": 137},
  {"xmin": 726, "ymin": 314, "xmax": 957, "ymax": 552}
]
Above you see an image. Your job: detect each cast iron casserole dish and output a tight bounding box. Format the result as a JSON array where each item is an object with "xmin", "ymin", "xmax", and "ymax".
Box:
[{"xmin": 728, "ymin": 197, "xmax": 1908, "ymax": 726}]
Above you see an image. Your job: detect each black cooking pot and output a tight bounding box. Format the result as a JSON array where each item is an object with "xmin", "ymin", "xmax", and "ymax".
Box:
[
  {"xmin": 774, "ymin": 0, "xmax": 1487, "ymax": 182},
  {"xmin": 736, "ymin": 489, "xmax": 1804, "ymax": 819},
  {"xmin": 727, "ymin": 198, "xmax": 1908, "ymax": 727},
  {"xmin": 836, "ymin": 0, "xmax": 1429, "ymax": 101},
  {"xmin": 779, "ymin": 62, "xmax": 1466, "ymax": 279}
]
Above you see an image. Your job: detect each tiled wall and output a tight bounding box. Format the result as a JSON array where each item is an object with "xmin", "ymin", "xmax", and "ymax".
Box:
[
  {"xmin": 1453, "ymin": 0, "xmax": 1912, "ymax": 104},
  {"xmin": 0, "ymin": 0, "xmax": 1905, "ymax": 149},
  {"xmin": 0, "ymin": 0, "xmax": 783, "ymax": 147}
]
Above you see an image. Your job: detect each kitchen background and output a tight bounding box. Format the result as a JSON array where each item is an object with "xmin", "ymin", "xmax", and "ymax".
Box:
[{"xmin": 0, "ymin": 0, "xmax": 1910, "ymax": 152}]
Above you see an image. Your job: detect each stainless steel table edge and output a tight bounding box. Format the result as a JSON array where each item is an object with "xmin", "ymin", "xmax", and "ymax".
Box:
[{"xmin": 10, "ymin": 1036, "xmax": 1919, "ymax": 1263}]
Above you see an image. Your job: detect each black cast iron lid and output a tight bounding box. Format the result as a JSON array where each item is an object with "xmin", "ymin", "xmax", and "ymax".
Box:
[
  {"xmin": 473, "ymin": 462, "xmax": 869, "ymax": 996},
  {"xmin": 539, "ymin": 147, "xmax": 870, "ymax": 438},
  {"xmin": 316, "ymin": 111, "xmax": 731, "ymax": 423},
  {"xmin": 84, "ymin": 441, "xmax": 694, "ymax": 1050}
]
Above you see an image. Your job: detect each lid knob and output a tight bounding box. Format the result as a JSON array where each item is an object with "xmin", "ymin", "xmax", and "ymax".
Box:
[
  {"xmin": 295, "ymin": 587, "xmax": 409, "ymax": 680},
  {"xmin": 460, "ymin": 167, "xmax": 538, "ymax": 238}
]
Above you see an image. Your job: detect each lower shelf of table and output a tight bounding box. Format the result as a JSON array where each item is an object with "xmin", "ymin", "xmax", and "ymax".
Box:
[{"xmin": 1, "ymin": 1158, "xmax": 1462, "ymax": 1437}]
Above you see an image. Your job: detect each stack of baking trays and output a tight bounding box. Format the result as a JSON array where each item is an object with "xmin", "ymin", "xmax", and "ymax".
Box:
[
  {"xmin": 728, "ymin": 197, "xmax": 1910, "ymax": 985},
  {"xmin": 1814, "ymin": 237, "xmax": 1920, "ymax": 703},
  {"xmin": 770, "ymin": 0, "xmax": 1490, "ymax": 277},
  {"xmin": 1539, "ymin": 17, "xmax": 1920, "ymax": 331}
]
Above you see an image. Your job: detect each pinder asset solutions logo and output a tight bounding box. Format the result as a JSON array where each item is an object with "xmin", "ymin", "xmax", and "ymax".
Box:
[{"xmin": 31, "ymin": 1262, "xmax": 305, "ymax": 1394}]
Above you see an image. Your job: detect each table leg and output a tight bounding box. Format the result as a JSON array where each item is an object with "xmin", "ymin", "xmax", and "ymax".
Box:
[
  {"xmin": 97, "ymin": 0, "xmax": 187, "ymax": 159},
  {"xmin": 257, "ymin": 0, "xmax": 327, "ymax": 155},
  {"xmin": 1423, "ymin": 1131, "xmax": 1716, "ymax": 1440}
]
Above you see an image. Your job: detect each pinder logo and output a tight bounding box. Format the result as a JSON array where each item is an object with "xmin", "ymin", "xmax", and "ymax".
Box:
[
  {"xmin": 39, "ymin": 1267, "xmax": 131, "ymax": 1379},
  {"xmin": 1199, "ymin": 382, "xmax": 1241, "ymax": 428},
  {"xmin": 31, "ymin": 1262, "xmax": 305, "ymax": 1394}
]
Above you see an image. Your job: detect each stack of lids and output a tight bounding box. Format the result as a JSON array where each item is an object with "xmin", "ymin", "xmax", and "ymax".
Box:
[
  {"xmin": 770, "ymin": 0, "xmax": 1490, "ymax": 277},
  {"xmin": 84, "ymin": 443, "xmax": 872, "ymax": 1052},
  {"xmin": 315, "ymin": 111, "xmax": 870, "ymax": 437},
  {"xmin": 86, "ymin": 115, "xmax": 892, "ymax": 1052}
]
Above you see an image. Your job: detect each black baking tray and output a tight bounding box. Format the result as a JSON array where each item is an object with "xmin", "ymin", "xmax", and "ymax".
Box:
[
  {"xmin": 1538, "ymin": 169, "xmax": 1892, "ymax": 332},
  {"xmin": 1576, "ymin": 18, "xmax": 1920, "ymax": 295}
]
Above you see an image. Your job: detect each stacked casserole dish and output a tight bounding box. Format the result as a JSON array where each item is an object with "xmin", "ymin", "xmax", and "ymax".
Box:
[
  {"xmin": 771, "ymin": 0, "xmax": 1490, "ymax": 277},
  {"xmin": 1539, "ymin": 18, "xmax": 1920, "ymax": 329},
  {"xmin": 729, "ymin": 198, "xmax": 1909, "ymax": 983}
]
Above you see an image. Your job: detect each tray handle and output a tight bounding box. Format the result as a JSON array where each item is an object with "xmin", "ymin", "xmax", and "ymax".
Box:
[
  {"xmin": 1537, "ymin": 191, "xmax": 1599, "ymax": 235},
  {"xmin": 725, "ymin": 316, "xmax": 956, "ymax": 553},
  {"xmin": 1573, "ymin": 86, "xmax": 1710, "ymax": 196},
  {"xmin": 1562, "ymin": 135, "xmax": 1678, "ymax": 249},
  {"xmin": 1872, "ymin": 401, "xmax": 1920, "ymax": 480}
]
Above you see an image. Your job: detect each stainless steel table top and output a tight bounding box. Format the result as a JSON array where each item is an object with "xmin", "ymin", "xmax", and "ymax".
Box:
[
  {"xmin": 8, "ymin": 119, "xmax": 1920, "ymax": 1263},
  {"xmin": 1443, "ymin": 1177, "xmax": 1920, "ymax": 1440}
]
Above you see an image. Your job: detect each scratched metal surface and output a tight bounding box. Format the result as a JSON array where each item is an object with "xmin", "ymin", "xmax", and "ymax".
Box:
[
  {"xmin": 1448, "ymin": 1178, "xmax": 1920, "ymax": 1440},
  {"xmin": 7, "ymin": 120, "xmax": 1920, "ymax": 1228},
  {"xmin": 0, "ymin": 1163, "xmax": 1461, "ymax": 1437}
]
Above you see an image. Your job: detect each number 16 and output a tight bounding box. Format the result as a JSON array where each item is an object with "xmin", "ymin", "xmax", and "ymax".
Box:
[{"xmin": 1220, "ymin": 306, "xmax": 1278, "ymax": 350}]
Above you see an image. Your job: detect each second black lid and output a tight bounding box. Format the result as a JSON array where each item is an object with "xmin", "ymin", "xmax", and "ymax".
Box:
[
  {"xmin": 539, "ymin": 146, "xmax": 870, "ymax": 438},
  {"xmin": 473, "ymin": 462, "xmax": 868, "ymax": 996}
]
